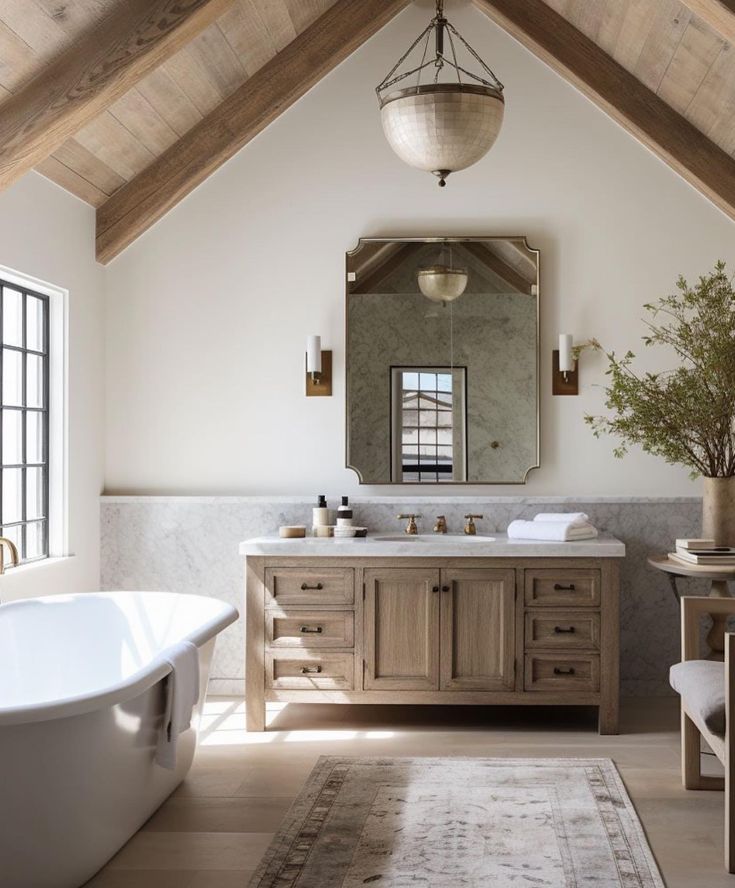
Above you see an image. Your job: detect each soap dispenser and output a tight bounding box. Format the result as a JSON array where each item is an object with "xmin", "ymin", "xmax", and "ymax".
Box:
[
  {"xmin": 313, "ymin": 495, "xmax": 330, "ymax": 534},
  {"xmin": 337, "ymin": 496, "xmax": 353, "ymax": 527}
]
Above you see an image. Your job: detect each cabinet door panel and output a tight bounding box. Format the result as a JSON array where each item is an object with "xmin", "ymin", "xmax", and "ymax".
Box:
[
  {"xmin": 440, "ymin": 569, "xmax": 516, "ymax": 691},
  {"xmin": 364, "ymin": 568, "xmax": 440, "ymax": 690}
]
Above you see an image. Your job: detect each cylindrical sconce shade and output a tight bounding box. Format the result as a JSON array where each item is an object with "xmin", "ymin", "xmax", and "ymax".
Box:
[
  {"xmin": 558, "ymin": 334, "xmax": 573, "ymax": 373},
  {"xmin": 306, "ymin": 335, "xmax": 322, "ymax": 375}
]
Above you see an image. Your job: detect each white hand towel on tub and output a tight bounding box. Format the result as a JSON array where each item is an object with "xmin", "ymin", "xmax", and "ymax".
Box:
[
  {"xmin": 507, "ymin": 520, "xmax": 598, "ymax": 541},
  {"xmin": 155, "ymin": 640, "xmax": 200, "ymax": 770},
  {"xmin": 533, "ymin": 512, "xmax": 590, "ymax": 526}
]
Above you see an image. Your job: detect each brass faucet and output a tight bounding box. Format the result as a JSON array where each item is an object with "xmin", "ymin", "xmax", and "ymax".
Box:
[
  {"xmin": 464, "ymin": 514, "xmax": 484, "ymax": 535},
  {"xmin": 0, "ymin": 537, "xmax": 20, "ymax": 574},
  {"xmin": 434, "ymin": 515, "xmax": 448, "ymax": 534},
  {"xmin": 397, "ymin": 514, "xmax": 420, "ymax": 535}
]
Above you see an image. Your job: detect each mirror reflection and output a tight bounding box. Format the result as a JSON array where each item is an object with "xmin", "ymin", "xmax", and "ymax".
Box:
[{"xmin": 346, "ymin": 237, "xmax": 539, "ymax": 484}]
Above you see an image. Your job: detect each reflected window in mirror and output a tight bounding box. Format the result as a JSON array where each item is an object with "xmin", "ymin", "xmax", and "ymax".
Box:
[{"xmin": 391, "ymin": 368, "xmax": 467, "ymax": 482}]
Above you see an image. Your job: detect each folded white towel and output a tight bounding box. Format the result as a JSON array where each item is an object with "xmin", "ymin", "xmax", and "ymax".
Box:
[
  {"xmin": 533, "ymin": 512, "xmax": 590, "ymax": 527},
  {"xmin": 156, "ymin": 640, "xmax": 200, "ymax": 770},
  {"xmin": 507, "ymin": 519, "xmax": 598, "ymax": 542}
]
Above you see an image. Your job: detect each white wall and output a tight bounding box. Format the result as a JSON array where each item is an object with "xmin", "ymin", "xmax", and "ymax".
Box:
[
  {"xmin": 0, "ymin": 173, "xmax": 104, "ymax": 600},
  {"xmin": 103, "ymin": 4, "xmax": 735, "ymax": 497}
]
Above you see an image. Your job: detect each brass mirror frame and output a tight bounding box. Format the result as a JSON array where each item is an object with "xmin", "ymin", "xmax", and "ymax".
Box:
[{"xmin": 345, "ymin": 236, "xmax": 541, "ymax": 485}]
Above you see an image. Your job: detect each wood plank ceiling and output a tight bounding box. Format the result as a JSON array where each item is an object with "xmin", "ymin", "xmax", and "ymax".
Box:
[{"xmin": 0, "ymin": 0, "xmax": 732, "ymax": 262}]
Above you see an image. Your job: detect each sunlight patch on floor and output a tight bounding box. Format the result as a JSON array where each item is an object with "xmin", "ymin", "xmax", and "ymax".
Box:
[{"xmin": 199, "ymin": 696, "xmax": 395, "ymax": 746}]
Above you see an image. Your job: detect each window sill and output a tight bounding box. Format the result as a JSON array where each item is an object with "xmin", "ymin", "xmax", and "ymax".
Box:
[{"xmin": 2, "ymin": 555, "xmax": 75, "ymax": 577}]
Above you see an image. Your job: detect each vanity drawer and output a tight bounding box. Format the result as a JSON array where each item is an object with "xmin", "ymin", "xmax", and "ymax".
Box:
[
  {"xmin": 266, "ymin": 610, "xmax": 354, "ymax": 648},
  {"xmin": 524, "ymin": 610, "xmax": 600, "ymax": 650},
  {"xmin": 524, "ymin": 570, "xmax": 600, "ymax": 607},
  {"xmin": 266, "ymin": 650, "xmax": 354, "ymax": 690},
  {"xmin": 524, "ymin": 653, "xmax": 600, "ymax": 692},
  {"xmin": 265, "ymin": 567, "xmax": 354, "ymax": 606}
]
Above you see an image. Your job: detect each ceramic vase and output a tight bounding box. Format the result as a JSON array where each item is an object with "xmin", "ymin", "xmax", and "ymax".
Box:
[{"xmin": 702, "ymin": 476, "xmax": 735, "ymax": 546}]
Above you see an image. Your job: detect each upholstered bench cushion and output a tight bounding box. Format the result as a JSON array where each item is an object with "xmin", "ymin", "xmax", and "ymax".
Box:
[{"xmin": 670, "ymin": 660, "xmax": 726, "ymax": 737}]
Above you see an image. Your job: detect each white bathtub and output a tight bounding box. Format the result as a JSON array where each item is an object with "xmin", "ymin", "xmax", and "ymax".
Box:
[{"xmin": 0, "ymin": 591, "xmax": 238, "ymax": 888}]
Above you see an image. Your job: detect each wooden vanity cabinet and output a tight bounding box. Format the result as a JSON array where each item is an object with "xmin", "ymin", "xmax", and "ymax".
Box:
[{"xmin": 245, "ymin": 556, "xmax": 620, "ymax": 735}]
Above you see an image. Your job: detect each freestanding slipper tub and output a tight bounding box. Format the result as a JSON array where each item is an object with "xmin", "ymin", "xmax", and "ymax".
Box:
[{"xmin": 0, "ymin": 591, "xmax": 238, "ymax": 888}]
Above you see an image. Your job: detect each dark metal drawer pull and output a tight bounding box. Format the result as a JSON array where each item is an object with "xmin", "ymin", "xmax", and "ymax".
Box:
[
  {"xmin": 300, "ymin": 626, "xmax": 323, "ymax": 634},
  {"xmin": 553, "ymin": 667, "xmax": 576, "ymax": 676},
  {"xmin": 300, "ymin": 582, "xmax": 324, "ymax": 590},
  {"xmin": 553, "ymin": 583, "xmax": 576, "ymax": 591},
  {"xmin": 554, "ymin": 626, "xmax": 576, "ymax": 634},
  {"xmin": 432, "ymin": 585, "xmax": 440, "ymax": 593},
  {"xmin": 300, "ymin": 665, "xmax": 322, "ymax": 674}
]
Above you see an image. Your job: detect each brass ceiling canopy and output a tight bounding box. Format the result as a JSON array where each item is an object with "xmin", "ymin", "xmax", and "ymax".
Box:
[{"xmin": 376, "ymin": 0, "xmax": 505, "ymax": 187}]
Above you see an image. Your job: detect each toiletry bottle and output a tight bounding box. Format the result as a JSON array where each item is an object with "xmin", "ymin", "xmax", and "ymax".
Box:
[
  {"xmin": 337, "ymin": 496, "xmax": 353, "ymax": 527},
  {"xmin": 313, "ymin": 496, "xmax": 330, "ymax": 534}
]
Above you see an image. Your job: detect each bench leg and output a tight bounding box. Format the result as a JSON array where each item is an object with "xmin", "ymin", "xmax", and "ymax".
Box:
[{"xmin": 682, "ymin": 709, "xmax": 702, "ymax": 790}]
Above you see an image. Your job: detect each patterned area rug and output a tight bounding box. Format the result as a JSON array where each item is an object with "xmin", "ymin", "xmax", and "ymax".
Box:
[{"xmin": 249, "ymin": 757, "xmax": 665, "ymax": 887}]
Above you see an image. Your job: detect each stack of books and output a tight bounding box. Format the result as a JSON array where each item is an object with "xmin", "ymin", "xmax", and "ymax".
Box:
[{"xmin": 670, "ymin": 538, "xmax": 735, "ymax": 567}]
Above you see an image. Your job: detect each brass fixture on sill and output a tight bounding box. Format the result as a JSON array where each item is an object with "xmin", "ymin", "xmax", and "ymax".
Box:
[
  {"xmin": 434, "ymin": 515, "xmax": 447, "ymax": 534},
  {"xmin": 0, "ymin": 536, "xmax": 20, "ymax": 574},
  {"xmin": 397, "ymin": 513, "xmax": 420, "ymax": 535},
  {"xmin": 464, "ymin": 514, "xmax": 483, "ymax": 535}
]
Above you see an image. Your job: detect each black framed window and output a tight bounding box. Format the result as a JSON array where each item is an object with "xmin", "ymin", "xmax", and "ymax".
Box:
[
  {"xmin": 399, "ymin": 370, "xmax": 455, "ymax": 482},
  {"xmin": 0, "ymin": 279, "xmax": 50, "ymax": 562}
]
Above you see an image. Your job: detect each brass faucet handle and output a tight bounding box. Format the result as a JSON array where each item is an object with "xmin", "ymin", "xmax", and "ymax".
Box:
[
  {"xmin": 434, "ymin": 515, "xmax": 448, "ymax": 534},
  {"xmin": 397, "ymin": 514, "xmax": 420, "ymax": 535},
  {"xmin": 463, "ymin": 514, "xmax": 484, "ymax": 536}
]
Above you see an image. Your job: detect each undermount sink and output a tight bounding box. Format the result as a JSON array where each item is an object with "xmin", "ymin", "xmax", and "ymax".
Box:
[{"xmin": 371, "ymin": 534, "xmax": 496, "ymax": 543}]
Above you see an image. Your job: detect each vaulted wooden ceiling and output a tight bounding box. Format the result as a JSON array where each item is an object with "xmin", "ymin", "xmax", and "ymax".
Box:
[{"xmin": 0, "ymin": 0, "xmax": 733, "ymax": 264}]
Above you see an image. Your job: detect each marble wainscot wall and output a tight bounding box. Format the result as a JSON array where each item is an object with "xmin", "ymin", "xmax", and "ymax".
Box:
[{"xmin": 101, "ymin": 496, "xmax": 706, "ymax": 696}]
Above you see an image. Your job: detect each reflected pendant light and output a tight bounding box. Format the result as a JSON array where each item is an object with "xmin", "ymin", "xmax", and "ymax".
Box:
[
  {"xmin": 376, "ymin": 0, "xmax": 505, "ymax": 187},
  {"xmin": 417, "ymin": 242, "xmax": 468, "ymax": 304}
]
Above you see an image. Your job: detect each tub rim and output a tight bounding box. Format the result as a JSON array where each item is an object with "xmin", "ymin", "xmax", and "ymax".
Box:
[{"xmin": 0, "ymin": 591, "xmax": 238, "ymax": 727}]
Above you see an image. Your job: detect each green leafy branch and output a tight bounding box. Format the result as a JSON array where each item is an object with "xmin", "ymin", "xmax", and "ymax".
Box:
[{"xmin": 585, "ymin": 261, "xmax": 735, "ymax": 479}]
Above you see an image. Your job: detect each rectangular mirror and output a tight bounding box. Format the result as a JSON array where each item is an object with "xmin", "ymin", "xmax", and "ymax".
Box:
[{"xmin": 346, "ymin": 237, "xmax": 539, "ymax": 484}]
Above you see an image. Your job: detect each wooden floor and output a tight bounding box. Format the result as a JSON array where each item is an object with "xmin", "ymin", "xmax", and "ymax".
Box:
[{"xmin": 85, "ymin": 696, "xmax": 730, "ymax": 888}]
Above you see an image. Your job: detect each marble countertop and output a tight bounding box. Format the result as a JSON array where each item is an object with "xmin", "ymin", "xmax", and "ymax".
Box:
[{"xmin": 239, "ymin": 533, "xmax": 626, "ymax": 558}]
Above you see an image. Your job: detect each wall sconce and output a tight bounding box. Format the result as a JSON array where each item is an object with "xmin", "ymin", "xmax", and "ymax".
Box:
[
  {"xmin": 553, "ymin": 333, "xmax": 578, "ymax": 395},
  {"xmin": 553, "ymin": 334, "xmax": 601, "ymax": 396},
  {"xmin": 305, "ymin": 335, "xmax": 332, "ymax": 397}
]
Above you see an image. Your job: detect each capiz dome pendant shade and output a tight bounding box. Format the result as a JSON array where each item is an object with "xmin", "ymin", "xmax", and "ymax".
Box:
[
  {"xmin": 376, "ymin": 0, "xmax": 505, "ymax": 186},
  {"xmin": 417, "ymin": 265, "xmax": 468, "ymax": 303}
]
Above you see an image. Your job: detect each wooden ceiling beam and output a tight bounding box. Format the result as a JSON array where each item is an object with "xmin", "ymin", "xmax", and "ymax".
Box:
[
  {"xmin": 95, "ymin": 0, "xmax": 411, "ymax": 264},
  {"xmin": 681, "ymin": 0, "xmax": 735, "ymax": 45},
  {"xmin": 0, "ymin": 0, "xmax": 235, "ymax": 193},
  {"xmin": 473, "ymin": 0, "xmax": 735, "ymax": 224}
]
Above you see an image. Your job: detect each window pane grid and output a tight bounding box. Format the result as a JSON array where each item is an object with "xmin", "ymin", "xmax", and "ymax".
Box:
[
  {"xmin": 400, "ymin": 370, "xmax": 454, "ymax": 483},
  {"xmin": 0, "ymin": 279, "xmax": 50, "ymax": 563}
]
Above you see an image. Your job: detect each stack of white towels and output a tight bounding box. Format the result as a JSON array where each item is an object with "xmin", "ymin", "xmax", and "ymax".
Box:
[{"xmin": 507, "ymin": 512, "xmax": 598, "ymax": 542}]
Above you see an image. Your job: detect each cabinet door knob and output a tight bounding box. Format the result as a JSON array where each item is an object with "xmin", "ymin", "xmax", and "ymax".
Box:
[
  {"xmin": 432, "ymin": 585, "xmax": 440, "ymax": 593},
  {"xmin": 299, "ymin": 626, "xmax": 323, "ymax": 634},
  {"xmin": 553, "ymin": 667, "xmax": 576, "ymax": 676},
  {"xmin": 300, "ymin": 665, "xmax": 322, "ymax": 674},
  {"xmin": 554, "ymin": 626, "xmax": 575, "ymax": 634},
  {"xmin": 553, "ymin": 583, "xmax": 576, "ymax": 591},
  {"xmin": 300, "ymin": 582, "xmax": 324, "ymax": 590},
  {"xmin": 441, "ymin": 585, "xmax": 450, "ymax": 592}
]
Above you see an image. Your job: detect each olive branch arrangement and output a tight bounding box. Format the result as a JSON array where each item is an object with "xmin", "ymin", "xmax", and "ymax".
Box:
[{"xmin": 585, "ymin": 261, "xmax": 735, "ymax": 479}]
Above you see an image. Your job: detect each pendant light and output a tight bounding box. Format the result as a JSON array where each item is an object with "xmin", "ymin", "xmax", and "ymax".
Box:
[
  {"xmin": 376, "ymin": 0, "xmax": 505, "ymax": 187},
  {"xmin": 417, "ymin": 242, "xmax": 468, "ymax": 304}
]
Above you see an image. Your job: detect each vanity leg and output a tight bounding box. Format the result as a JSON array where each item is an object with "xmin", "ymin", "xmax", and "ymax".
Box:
[
  {"xmin": 598, "ymin": 561, "xmax": 620, "ymax": 735},
  {"xmin": 246, "ymin": 697, "xmax": 266, "ymax": 732},
  {"xmin": 246, "ymin": 558, "xmax": 266, "ymax": 732}
]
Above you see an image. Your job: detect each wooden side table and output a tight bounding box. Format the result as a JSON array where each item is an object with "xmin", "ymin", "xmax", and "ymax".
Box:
[{"xmin": 649, "ymin": 554, "xmax": 735, "ymax": 659}]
